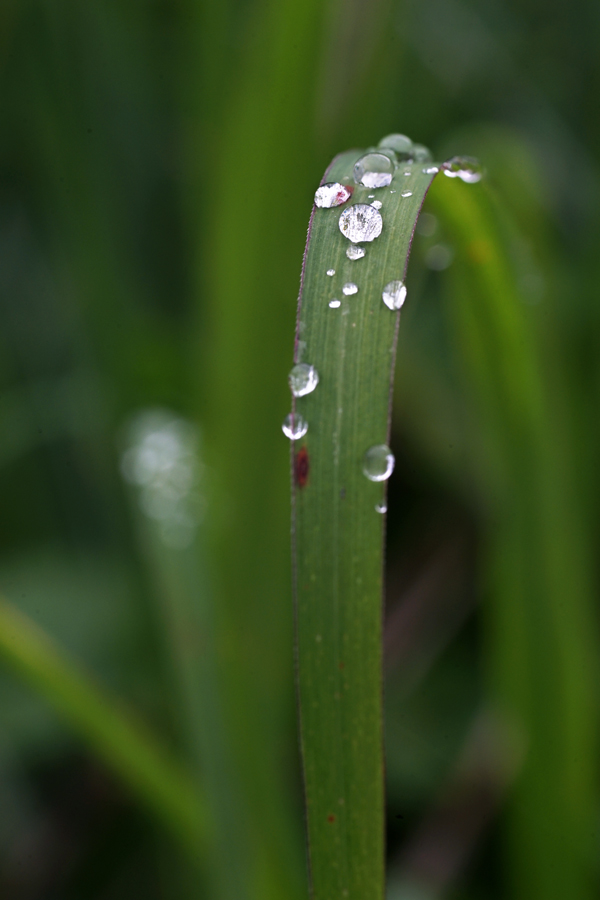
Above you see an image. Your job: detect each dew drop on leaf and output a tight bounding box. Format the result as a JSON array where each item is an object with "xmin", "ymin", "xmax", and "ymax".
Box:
[
  {"xmin": 289, "ymin": 363, "xmax": 319, "ymax": 397},
  {"xmin": 382, "ymin": 280, "xmax": 407, "ymax": 310},
  {"xmin": 442, "ymin": 156, "xmax": 483, "ymax": 183},
  {"xmin": 375, "ymin": 503, "xmax": 387, "ymax": 514},
  {"xmin": 282, "ymin": 412, "xmax": 308, "ymax": 440},
  {"xmin": 339, "ymin": 204, "xmax": 383, "ymax": 243},
  {"xmin": 423, "ymin": 166, "xmax": 439, "ymax": 174},
  {"xmin": 353, "ymin": 153, "xmax": 394, "ymax": 188},
  {"xmin": 346, "ymin": 245, "xmax": 366, "ymax": 260},
  {"xmin": 314, "ymin": 182, "xmax": 354, "ymax": 208},
  {"xmin": 326, "ymin": 268, "xmax": 335, "ymax": 276},
  {"xmin": 329, "ymin": 299, "xmax": 341, "ymax": 308},
  {"xmin": 377, "ymin": 133, "xmax": 413, "ymax": 159},
  {"xmin": 411, "ymin": 144, "xmax": 432, "ymax": 162},
  {"xmin": 363, "ymin": 445, "xmax": 395, "ymax": 481},
  {"xmin": 342, "ymin": 283, "xmax": 358, "ymax": 296},
  {"xmin": 371, "ymin": 200, "xmax": 383, "ymax": 209},
  {"xmin": 401, "ymin": 190, "xmax": 412, "ymax": 198}
]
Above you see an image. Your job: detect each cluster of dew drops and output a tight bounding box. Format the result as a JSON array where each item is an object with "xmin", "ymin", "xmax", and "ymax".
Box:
[{"xmin": 283, "ymin": 134, "xmax": 482, "ymax": 511}]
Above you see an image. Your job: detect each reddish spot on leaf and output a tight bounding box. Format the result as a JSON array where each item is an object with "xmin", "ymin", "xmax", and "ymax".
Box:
[
  {"xmin": 295, "ymin": 445, "xmax": 309, "ymax": 488},
  {"xmin": 339, "ymin": 661, "xmax": 345, "ymax": 670},
  {"xmin": 327, "ymin": 814, "xmax": 336, "ymax": 823}
]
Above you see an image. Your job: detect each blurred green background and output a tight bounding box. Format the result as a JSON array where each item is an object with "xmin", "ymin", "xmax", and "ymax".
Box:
[{"xmin": 0, "ymin": 0, "xmax": 598, "ymax": 897}]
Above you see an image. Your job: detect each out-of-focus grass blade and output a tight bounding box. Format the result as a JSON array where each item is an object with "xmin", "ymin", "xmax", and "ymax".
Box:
[
  {"xmin": 428, "ymin": 175, "xmax": 597, "ymax": 900},
  {"xmin": 0, "ymin": 593, "xmax": 207, "ymax": 862},
  {"xmin": 293, "ymin": 150, "xmax": 438, "ymax": 900}
]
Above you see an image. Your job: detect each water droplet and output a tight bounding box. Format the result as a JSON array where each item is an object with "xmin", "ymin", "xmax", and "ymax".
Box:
[
  {"xmin": 401, "ymin": 190, "xmax": 412, "ymax": 198},
  {"xmin": 342, "ymin": 283, "xmax": 358, "ymax": 296},
  {"xmin": 378, "ymin": 133, "xmax": 413, "ymax": 159},
  {"xmin": 326, "ymin": 268, "xmax": 335, "ymax": 276},
  {"xmin": 353, "ymin": 153, "xmax": 394, "ymax": 188},
  {"xmin": 375, "ymin": 502, "xmax": 387, "ymax": 514},
  {"xmin": 442, "ymin": 156, "xmax": 482, "ymax": 183},
  {"xmin": 425, "ymin": 244, "xmax": 453, "ymax": 270},
  {"xmin": 289, "ymin": 363, "xmax": 319, "ymax": 397},
  {"xmin": 390, "ymin": 190, "xmax": 397, "ymax": 194},
  {"xmin": 282, "ymin": 412, "xmax": 308, "ymax": 440},
  {"xmin": 371, "ymin": 200, "xmax": 382, "ymax": 210},
  {"xmin": 416, "ymin": 213, "xmax": 437, "ymax": 237},
  {"xmin": 423, "ymin": 166, "xmax": 439, "ymax": 174},
  {"xmin": 346, "ymin": 244, "xmax": 366, "ymax": 260},
  {"xmin": 411, "ymin": 144, "xmax": 432, "ymax": 162},
  {"xmin": 314, "ymin": 182, "xmax": 354, "ymax": 208},
  {"xmin": 363, "ymin": 444, "xmax": 395, "ymax": 481},
  {"xmin": 382, "ymin": 280, "xmax": 407, "ymax": 310},
  {"xmin": 329, "ymin": 299, "xmax": 341, "ymax": 308},
  {"xmin": 339, "ymin": 204, "xmax": 383, "ymax": 243},
  {"xmin": 368, "ymin": 194, "xmax": 375, "ymax": 199},
  {"xmin": 404, "ymin": 170, "xmax": 411, "ymax": 176}
]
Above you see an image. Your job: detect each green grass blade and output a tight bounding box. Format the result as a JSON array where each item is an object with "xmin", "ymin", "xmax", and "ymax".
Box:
[
  {"xmin": 293, "ymin": 151, "xmax": 438, "ymax": 900},
  {"xmin": 427, "ymin": 175, "xmax": 597, "ymax": 899},
  {"xmin": 0, "ymin": 593, "xmax": 208, "ymax": 861}
]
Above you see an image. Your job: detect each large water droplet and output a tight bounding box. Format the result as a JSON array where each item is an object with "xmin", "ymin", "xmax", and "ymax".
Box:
[
  {"xmin": 342, "ymin": 282, "xmax": 358, "ymax": 296},
  {"xmin": 346, "ymin": 245, "xmax": 366, "ymax": 260},
  {"xmin": 378, "ymin": 133, "xmax": 413, "ymax": 159},
  {"xmin": 289, "ymin": 363, "xmax": 319, "ymax": 397},
  {"xmin": 339, "ymin": 204, "xmax": 383, "ymax": 243},
  {"xmin": 411, "ymin": 144, "xmax": 432, "ymax": 162},
  {"xmin": 353, "ymin": 153, "xmax": 394, "ymax": 188},
  {"xmin": 314, "ymin": 183, "xmax": 354, "ymax": 208},
  {"xmin": 442, "ymin": 156, "xmax": 482, "ymax": 183},
  {"xmin": 282, "ymin": 412, "xmax": 308, "ymax": 440},
  {"xmin": 363, "ymin": 444, "xmax": 395, "ymax": 481},
  {"xmin": 371, "ymin": 200, "xmax": 382, "ymax": 210},
  {"xmin": 329, "ymin": 299, "xmax": 341, "ymax": 308},
  {"xmin": 382, "ymin": 280, "xmax": 407, "ymax": 310}
]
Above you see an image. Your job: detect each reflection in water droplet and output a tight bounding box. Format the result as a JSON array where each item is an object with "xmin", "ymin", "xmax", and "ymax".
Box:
[
  {"xmin": 342, "ymin": 283, "xmax": 358, "ymax": 296},
  {"xmin": 326, "ymin": 268, "xmax": 335, "ymax": 276},
  {"xmin": 425, "ymin": 244, "xmax": 454, "ymax": 270},
  {"xmin": 411, "ymin": 144, "xmax": 432, "ymax": 162},
  {"xmin": 401, "ymin": 191, "xmax": 412, "ymax": 198},
  {"xmin": 416, "ymin": 213, "xmax": 437, "ymax": 236},
  {"xmin": 382, "ymin": 280, "xmax": 407, "ymax": 310},
  {"xmin": 378, "ymin": 133, "xmax": 413, "ymax": 159},
  {"xmin": 353, "ymin": 153, "xmax": 394, "ymax": 188},
  {"xmin": 314, "ymin": 182, "xmax": 353, "ymax": 208},
  {"xmin": 442, "ymin": 157, "xmax": 482, "ymax": 183},
  {"xmin": 329, "ymin": 299, "xmax": 341, "ymax": 308},
  {"xmin": 423, "ymin": 166, "xmax": 439, "ymax": 174},
  {"xmin": 289, "ymin": 363, "xmax": 319, "ymax": 397},
  {"xmin": 120, "ymin": 410, "xmax": 204, "ymax": 549},
  {"xmin": 371, "ymin": 200, "xmax": 383, "ymax": 210},
  {"xmin": 339, "ymin": 204, "xmax": 383, "ymax": 243},
  {"xmin": 346, "ymin": 244, "xmax": 366, "ymax": 260},
  {"xmin": 282, "ymin": 412, "xmax": 308, "ymax": 440},
  {"xmin": 363, "ymin": 444, "xmax": 395, "ymax": 481},
  {"xmin": 375, "ymin": 503, "xmax": 387, "ymax": 514}
]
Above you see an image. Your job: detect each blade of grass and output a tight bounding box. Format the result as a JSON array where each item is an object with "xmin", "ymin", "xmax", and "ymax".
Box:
[
  {"xmin": 0, "ymin": 592, "xmax": 208, "ymax": 863},
  {"xmin": 427, "ymin": 175, "xmax": 597, "ymax": 900},
  {"xmin": 293, "ymin": 150, "xmax": 438, "ymax": 900}
]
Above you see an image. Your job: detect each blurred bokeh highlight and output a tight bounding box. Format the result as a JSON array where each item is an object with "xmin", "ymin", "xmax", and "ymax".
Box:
[{"xmin": 0, "ymin": 0, "xmax": 598, "ymax": 898}]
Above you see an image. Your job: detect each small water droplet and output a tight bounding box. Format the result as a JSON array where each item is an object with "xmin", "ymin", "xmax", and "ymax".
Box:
[
  {"xmin": 403, "ymin": 171, "xmax": 411, "ymax": 176},
  {"xmin": 390, "ymin": 190, "xmax": 397, "ymax": 194},
  {"xmin": 282, "ymin": 412, "xmax": 308, "ymax": 440},
  {"xmin": 346, "ymin": 244, "xmax": 366, "ymax": 260},
  {"xmin": 368, "ymin": 194, "xmax": 375, "ymax": 199},
  {"xmin": 363, "ymin": 444, "xmax": 395, "ymax": 481},
  {"xmin": 353, "ymin": 153, "xmax": 394, "ymax": 188},
  {"xmin": 411, "ymin": 144, "xmax": 432, "ymax": 162},
  {"xmin": 425, "ymin": 244, "xmax": 453, "ymax": 270},
  {"xmin": 329, "ymin": 299, "xmax": 341, "ymax": 308},
  {"xmin": 289, "ymin": 363, "xmax": 319, "ymax": 397},
  {"xmin": 442, "ymin": 156, "xmax": 482, "ymax": 183},
  {"xmin": 375, "ymin": 502, "xmax": 387, "ymax": 514},
  {"xmin": 314, "ymin": 182, "xmax": 354, "ymax": 208},
  {"xmin": 416, "ymin": 213, "xmax": 437, "ymax": 236},
  {"xmin": 401, "ymin": 190, "xmax": 412, "ymax": 198},
  {"xmin": 342, "ymin": 283, "xmax": 358, "ymax": 296},
  {"xmin": 378, "ymin": 133, "xmax": 413, "ymax": 159},
  {"xmin": 382, "ymin": 280, "xmax": 407, "ymax": 310},
  {"xmin": 423, "ymin": 166, "xmax": 439, "ymax": 174},
  {"xmin": 339, "ymin": 204, "xmax": 383, "ymax": 243},
  {"xmin": 326, "ymin": 268, "xmax": 335, "ymax": 276},
  {"xmin": 371, "ymin": 200, "xmax": 383, "ymax": 210}
]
